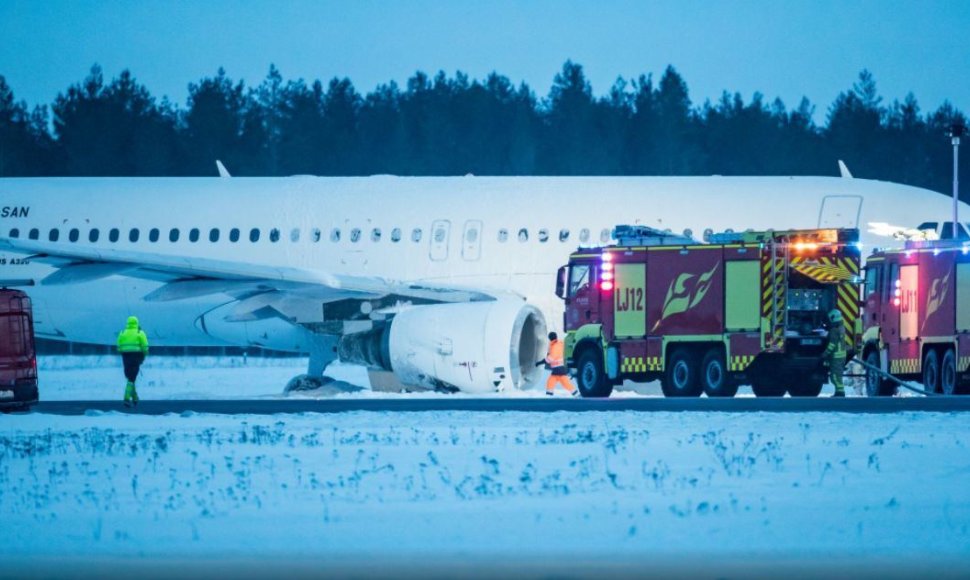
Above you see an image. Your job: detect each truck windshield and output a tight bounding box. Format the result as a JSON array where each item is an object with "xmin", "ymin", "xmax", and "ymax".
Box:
[
  {"xmin": 568, "ymin": 265, "xmax": 591, "ymax": 297},
  {"xmin": 865, "ymin": 264, "xmax": 881, "ymax": 298},
  {"xmin": 0, "ymin": 312, "xmax": 32, "ymax": 360}
]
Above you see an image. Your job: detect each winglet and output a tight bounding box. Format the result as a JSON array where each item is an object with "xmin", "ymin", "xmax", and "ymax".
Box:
[
  {"xmin": 838, "ymin": 160, "xmax": 853, "ymax": 179},
  {"xmin": 216, "ymin": 160, "xmax": 231, "ymax": 178}
]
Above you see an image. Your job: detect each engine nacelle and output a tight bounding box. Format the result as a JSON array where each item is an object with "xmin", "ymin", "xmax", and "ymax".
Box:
[{"xmin": 339, "ymin": 301, "xmax": 546, "ymax": 393}]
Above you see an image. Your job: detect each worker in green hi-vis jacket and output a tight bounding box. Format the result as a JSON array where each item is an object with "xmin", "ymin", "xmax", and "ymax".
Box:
[{"xmin": 117, "ymin": 316, "xmax": 149, "ymax": 407}]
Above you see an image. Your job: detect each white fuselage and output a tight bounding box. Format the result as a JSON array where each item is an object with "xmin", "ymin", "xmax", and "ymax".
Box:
[{"xmin": 1, "ymin": 175, "xmax": 963, "ymax": 349}]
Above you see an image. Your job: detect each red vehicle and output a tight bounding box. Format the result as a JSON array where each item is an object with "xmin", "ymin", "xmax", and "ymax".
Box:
[
  {"xmin": 0, "ymin": 288, "xmax": 38, "ymax": 410},
  {"xmin": 556, "ymin": 225, "xmax": 862, "ymax": 398},
  {"xmin": 862, "ymin": 239, "xmax": 970, "ymax": 395}
]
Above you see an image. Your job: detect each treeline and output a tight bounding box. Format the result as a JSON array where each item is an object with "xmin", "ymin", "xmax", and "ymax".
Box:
[{"xmin": 0, "ymin": 61, "xmax": 966, "ymax": 196}]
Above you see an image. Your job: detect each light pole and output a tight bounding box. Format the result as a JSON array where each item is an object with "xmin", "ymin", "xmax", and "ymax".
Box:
[{"xmin": 950, "ymin": 122, "xmax": 965, "ymax": 235}]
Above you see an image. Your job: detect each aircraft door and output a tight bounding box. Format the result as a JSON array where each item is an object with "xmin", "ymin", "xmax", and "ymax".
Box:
[
  {"xmin": 817, "ymin": 195, "xmax": 862, "ymax": 229},
  {"xmin": 462, "ymin": 220, "xmax": 483, "ymax": 261},
  {"xmin": 430, "ymin": 220, "xmax": 451, "ymax": 261}
]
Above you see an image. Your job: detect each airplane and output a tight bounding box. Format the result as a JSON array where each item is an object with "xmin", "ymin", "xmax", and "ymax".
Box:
[{"xmin": 1, "ymin": 168, "xmax": 967, "ymax": 395}]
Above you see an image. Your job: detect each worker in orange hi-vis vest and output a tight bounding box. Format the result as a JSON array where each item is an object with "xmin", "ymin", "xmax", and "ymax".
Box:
[{"xmin": 544, "ymin": 332, "xmax": 579, "ymax": 397}]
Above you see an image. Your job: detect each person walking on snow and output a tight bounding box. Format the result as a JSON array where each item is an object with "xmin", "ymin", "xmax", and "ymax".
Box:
[
  {"xmin": 823, "ymin": 309, "xmax": 846, "ymax": 398},
  {"xmin": 545, "ymin": 332, "xmax": 579, "ymax": 397},
  {"xmin": 117, "ymin": 316, "xmax": 149, "ymax": 407}
]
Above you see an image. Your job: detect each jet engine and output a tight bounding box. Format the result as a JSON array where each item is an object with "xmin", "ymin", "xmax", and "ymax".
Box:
[{"xmin": 338, "ymin": 301, "xmax": 546, "ymax": 393}]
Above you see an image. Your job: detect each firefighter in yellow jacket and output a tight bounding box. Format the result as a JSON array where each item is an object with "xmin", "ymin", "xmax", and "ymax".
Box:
[
  {"xmin": 823, "ymin": 309, "xmax": 847, "ymax": 398},
  {"xmin": 117, "ymin": 316, "xmax": 149, "ymax": 406},
  {"xmin": 545, "ymin": 332, "xmax": 579, "ymax": 397}
]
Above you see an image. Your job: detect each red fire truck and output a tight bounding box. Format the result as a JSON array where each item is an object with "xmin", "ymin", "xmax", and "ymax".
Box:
[
  {"xmin": 0, "ymin": 288, "xmax": 38, "ymax": 410},
  {"xmin": 555, "ymin": 225, "xmax": 862, "ymax": 398},
  {"xmin": 862, "ymin": 239, "xmax": 970, "ymax": 396}
]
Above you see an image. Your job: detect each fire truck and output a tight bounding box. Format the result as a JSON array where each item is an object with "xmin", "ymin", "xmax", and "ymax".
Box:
[
  {"xmin": 861, "ymin": 238, "xmax": 970, "ymax": 396},
  {"xmin": 0, "ymin": 288, "xmax": 38, "ymax": 410},
  {"xmin": 555, "ymin": 225, "xmax": 862, "ymax": 397}
]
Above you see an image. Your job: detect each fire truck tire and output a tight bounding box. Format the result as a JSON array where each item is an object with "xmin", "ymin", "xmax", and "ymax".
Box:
[
  {"xmin": 750, "ymin": 377, "xmax": 786, "ymax": 397},
  {"xmin": 923, "ymin": 349, "xmax": 941, "ymax": 394},
  {"xmin": 941, "ymin": 349, "xmax": 959, "ymax": 395},
  {"xmin": 662, "ymin": 348, "xmax": 701, "ymax": 397},
  {"xmin": 575, "ymin": 348, "xmax": 613, "ymax": 398},
  {"xmin": 701, "ymin": 349, "xmax": 736, "ymax": 397},
  {"xmin": 864, "ymin": 350, "xmax": 895, "ymax": 397},
  {"xmin": 787, "ymin": 379, "xmax": 823, "ymax": 397}
]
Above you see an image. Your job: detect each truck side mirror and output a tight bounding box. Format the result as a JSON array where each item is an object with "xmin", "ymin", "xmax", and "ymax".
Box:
[{"xmin": 555, "ymin": 266, "xmax": 567, "ymax": 299}]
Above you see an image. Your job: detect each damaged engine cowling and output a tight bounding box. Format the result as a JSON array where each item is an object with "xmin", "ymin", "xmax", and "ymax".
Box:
[{"xmin": 338, "ymin": 301, "xmax": 547, "ymax": 393}]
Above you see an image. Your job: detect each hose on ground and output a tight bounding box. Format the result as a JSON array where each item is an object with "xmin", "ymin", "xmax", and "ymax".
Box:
[{"xmin": 848, "ymin": 356, "xmax": 938, "ymax": 396}]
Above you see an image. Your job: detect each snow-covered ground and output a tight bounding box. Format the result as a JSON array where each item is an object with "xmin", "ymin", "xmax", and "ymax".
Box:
[
  {"xmin": 0, "ymin": 410, "xmax": 967, "ymax": 574},
  {"xmin": 37, "ymin": 355, "xmax": 868, "ymax": 400}
]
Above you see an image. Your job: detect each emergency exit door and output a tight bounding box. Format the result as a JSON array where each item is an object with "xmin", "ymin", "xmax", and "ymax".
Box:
[
  {"xmin": 462, "ymin": 220, "xmax": 482, "ymax": 261},
  {"xmin": 817, "ymin": 195, "xmax": 862, "ymax": 229}
]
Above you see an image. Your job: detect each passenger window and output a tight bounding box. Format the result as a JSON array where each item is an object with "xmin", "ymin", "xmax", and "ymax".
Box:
[
  {"xmin": 391, "ymin": 228, "xmax": 402, "ymax": 242},
  {"xmin": 351, "ymin": 228, "xmax": 361, "ymax": 243},
  {"xmin": 250, "ymin": 228, "xmax": 260, "ymax": 242},
  {"xmin": 312, "ymin": 228, "xmax": 321, "ymax": 242},
  {"xmin": 269, "ymin": 228, "xmax": 280, "ymax": 242},
  {"xmin": 189, "ymin": 228, "xmax": 200, "ymax": 242},
  {"xmin": 209, "ymin": 228, "xmax": 220, "ymax": 242},
  {"xmin": 89, "ymin": 229, "xmax": 99, "ymax": 242},
  {"xmin": 28, "ymin": 228, "xmax": 39, "ymax": 240},
  {"xmin": 371, "ymin": 228, "xmax": 381, "ymax": 242},
  {"xmin": 109, "ymin": 229, "xmax": 119, "ymax": 242},
  {"xmin": 330, "ymin": 228, "xmax": 341, "ymax": 242},
  {"xmin": 169, "ymin": 228, "xmax": 180, "ymax": 242},
  {"xmin": 434, "ymin": 226, "xmax": 447, "ymax": 243},
  {"xmin": 569, "ymin": 265, "xmax": 591, "ymax": 297},
  {"xmin": 538, "ymin": 229, "xmax": 549, "ymax": 243},
  {"xmin": 412, "ymin": 228, "xmax": 423, "ymax": 243},
  {"xmin": 49, "ymin": 229, "xmax": 60, "ymax": 242},
  {"xmin": 600, "ymin": 228, "xmax": 611, "ymax": 243},
  {"xmin": 229, "ymin": 228, "xmax": 240, "ymax": 242},
  {"xmin": 149, "ymin": 228, "xmax": 160, "ymax": 242},
  {"xmin": 129, "ymin": 228, "xmax": 139, "ymax": 242},
  {"xmin": 465, "ymin": 227, "xmax": 478, "ymax": 243},
  {"xmin": 498, "ymin": 228, "xmax": 509, "ymax": 243},
  {"xmin": 559, "ymin": 229, "xmax": 569, "ymax": 242},
  {"xmin": 69, "ymin": 228, "xmax": 79, "ymax": 242},
  {"xmin": 290, "ymin": 228, "xmax": 299, "ymax": 242},
  {"xmin": 518, "ymin": 228, "xmax": 529, "ymax": 242},
  {"xmin": 8, "ymin": 228, "xmax": 19, "ymax": 238},
  {"xmin": 579, "ymin": 228, "xmax": 590, "ymax": 243}
]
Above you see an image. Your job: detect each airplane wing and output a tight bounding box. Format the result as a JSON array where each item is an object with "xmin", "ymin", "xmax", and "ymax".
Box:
[{"xmin": 0, "ymin": 238, "xmax": 503, "ymax": 321}]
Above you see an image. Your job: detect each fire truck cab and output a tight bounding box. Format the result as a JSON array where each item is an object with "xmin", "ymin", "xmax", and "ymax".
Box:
[
  {"xmin": 862, "ymin": 239, "xmax": 970, "ymax": 395},
  {"xmin": 555, "ymin": 225, "xmax": 861, "ymax": 398}
]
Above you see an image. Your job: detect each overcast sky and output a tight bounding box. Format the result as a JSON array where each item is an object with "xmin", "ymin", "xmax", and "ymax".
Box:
[{"xmin": 2, "ymin": 0, "xmax": 969, "ymax": 120}]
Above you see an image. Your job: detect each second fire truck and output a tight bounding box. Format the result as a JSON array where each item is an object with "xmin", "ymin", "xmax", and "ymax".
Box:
[
  {"xmin": 861, "ymin": 237, "xmax": 970, "ymax": 396},
  {"xmin": 555, "ymin": 225, "xmax": 862, "ymax": 397}
]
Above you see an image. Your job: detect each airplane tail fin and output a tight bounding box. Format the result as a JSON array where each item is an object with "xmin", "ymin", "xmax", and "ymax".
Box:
[
  {"xmin": 216, "ymin": 160, "xmax": 231, "ymax": 178},
  {"xmin": 838, "ymin": 160, "xmax": 853, "ymax": 179}
]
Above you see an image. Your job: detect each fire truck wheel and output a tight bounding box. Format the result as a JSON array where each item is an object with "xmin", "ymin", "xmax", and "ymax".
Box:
[
  {"xmin": 865, "ymin": 350, "xmax": 895, "ymax": 397},
  {"xmin": 576, "ymin": 348, "xmax": 613, "ymax": 398},
  {"xmin": 662, "ymin": 348, "xmax": 701, "ymax": 397},
  {"xmin": 923, "ymin": 349, "xmax": 941, "ymax": 394},
  {"xmin": 701, "ymin": 349, "xmax": 736, "ymax": 397},
  {"xmin": 750, "ymin": 377, "xmax": 786, "ymax": 397},
  {"xmin": 941, "ymin": 349, "xmax": 958, "ymax": 396},
  {"xmin": 787, "ymin": 379, "xmax": 823, "ymax": 397}
]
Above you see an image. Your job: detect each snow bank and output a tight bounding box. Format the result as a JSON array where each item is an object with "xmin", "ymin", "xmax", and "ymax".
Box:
[{"xmin": 0, "ymin": 410, "xmax": 966, "ymax": 569}]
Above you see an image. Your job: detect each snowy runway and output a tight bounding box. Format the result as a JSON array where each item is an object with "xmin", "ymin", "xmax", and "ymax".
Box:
[{"xmin": 1, "ymin": 410, "xmax": 968, "ymax": 575}]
